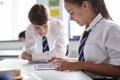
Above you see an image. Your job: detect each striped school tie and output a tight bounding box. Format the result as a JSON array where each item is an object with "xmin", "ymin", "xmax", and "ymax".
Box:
[
  {"xmin": 42, "ymin": 36, "xmax": 49, "ymax": 53},
  {"xmin": 78, "ymin": 30, "xmax": 90, "ymax": 61}
]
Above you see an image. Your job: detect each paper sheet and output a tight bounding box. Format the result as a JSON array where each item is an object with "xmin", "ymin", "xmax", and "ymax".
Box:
[
  {"xmin": 0, "ymin": 59, "xmax": 29, "ymax": 71},
  {"xmin": 22, "ymin": 73, "xmax": 42, "ymax": 80}
]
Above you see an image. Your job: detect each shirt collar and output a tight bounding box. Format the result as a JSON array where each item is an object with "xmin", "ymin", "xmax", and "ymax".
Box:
[
  {"xmin": 45, "ymin": 20, "xmax": 51, "ymax": 37},
  {"xmin": 86, "ymin": 13, "xmax": 103, "ymax": 31}
]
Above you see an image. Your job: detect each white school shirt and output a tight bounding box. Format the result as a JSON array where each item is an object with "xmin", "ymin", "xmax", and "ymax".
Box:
[
  {"xmin": 81, "ymin": 13, "xmax": 120, "ymax": 78},
  {"xmin": 25, "ymin": 18, "xmax": 68, "ymax": 62}
]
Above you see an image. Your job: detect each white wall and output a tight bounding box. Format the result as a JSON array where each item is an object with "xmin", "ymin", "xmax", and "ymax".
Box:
[
  {"xmin": 0, "ymin": 0, "xmax": 36, "ymax": 41},
  {"xmin": 105, "ymin": 0, "xmax": 120, "ymax": 26},
  {"xmin": 0, "ymin": 0, "xmax": 12, "ymax": 40}
]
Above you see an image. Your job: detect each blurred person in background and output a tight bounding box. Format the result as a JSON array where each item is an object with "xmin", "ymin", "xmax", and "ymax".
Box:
[{"xmin": 18, "ymin": 30, "xmax": 26, "ymax": 43}]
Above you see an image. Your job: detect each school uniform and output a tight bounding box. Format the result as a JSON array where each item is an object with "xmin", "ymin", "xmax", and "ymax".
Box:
[
  {"xmin": 80, "ymin": 13, "xmax": 120, "ymax": 79},
  {"xmin": 24, "ymin": 18, "xmax": 68, "ymax": 62}
]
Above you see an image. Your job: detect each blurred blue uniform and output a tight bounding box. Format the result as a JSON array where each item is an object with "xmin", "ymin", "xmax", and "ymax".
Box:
[{"xmin": 0, "ymin": 74, "xmax": 12, "ymax": 80}]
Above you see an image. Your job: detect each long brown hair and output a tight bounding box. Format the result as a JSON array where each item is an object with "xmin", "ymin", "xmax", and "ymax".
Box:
[{"xmin": 64, "ymin": 0, "xmax": 112, "ymax": 20}]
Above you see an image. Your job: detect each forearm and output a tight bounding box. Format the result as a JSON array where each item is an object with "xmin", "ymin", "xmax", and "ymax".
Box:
[
  {"xmin": 81, "ymin": 62, "xmax": 120, "ymax": 77},
  {"xmin": 21, "ymin": 52, "xmax": 32, "ymax": 61}
]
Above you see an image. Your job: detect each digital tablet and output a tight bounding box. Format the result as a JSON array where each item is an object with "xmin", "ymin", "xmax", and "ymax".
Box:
[{"xmin": 35, "ymin": 63, "xmax": 56, "ymax": 70}]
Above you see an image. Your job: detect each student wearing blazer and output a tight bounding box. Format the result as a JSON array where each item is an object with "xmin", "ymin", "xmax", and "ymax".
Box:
[
  {"xmin": 21, "ymin": 4, "xmax": 68, "ymax": 62},
  {"xmin": 49, "ymin": 0, "xmax": 120, "ymax": 80}
]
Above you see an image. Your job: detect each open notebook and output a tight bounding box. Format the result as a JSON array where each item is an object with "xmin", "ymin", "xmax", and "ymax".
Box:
[
  {"xmin": 0, "ymin": 59, "xmax": 29, "ymax": 71},
  {"xmin": 35, "ymin": 63, "xmax": 56, "ymax": 70}
]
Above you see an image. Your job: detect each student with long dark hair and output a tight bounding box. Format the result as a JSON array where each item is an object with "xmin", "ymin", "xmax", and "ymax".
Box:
[{"xmin": 49, "ymin": 0, "xmax": 120, "ymax": 79}]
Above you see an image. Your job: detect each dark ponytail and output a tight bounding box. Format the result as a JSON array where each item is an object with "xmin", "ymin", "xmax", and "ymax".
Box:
[{"xmin": 90, "ymin": 0, "xmax": 112, "ymax": 20}]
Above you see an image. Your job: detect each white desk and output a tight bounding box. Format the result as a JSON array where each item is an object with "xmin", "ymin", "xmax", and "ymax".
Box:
[
  {"xmin": 0, "ymin": 59, "xmax": 93, "ymax": 80},
  {"xmin": 21, "ymin": 63, "xmax": 93, "ymax": 80}
]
